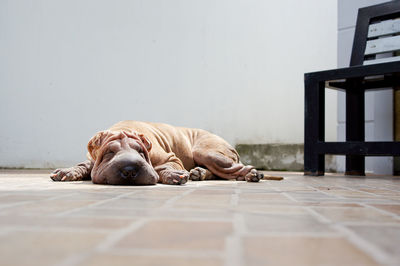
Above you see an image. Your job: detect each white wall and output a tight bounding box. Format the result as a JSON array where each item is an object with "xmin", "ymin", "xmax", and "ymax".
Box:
[
  {"xmin": 337, "ymin": 0, "xmax": 393, "ymax": 174},
  {"xmin": 0, "ymin": 0, "xmax": 337, "ymax": 168}
]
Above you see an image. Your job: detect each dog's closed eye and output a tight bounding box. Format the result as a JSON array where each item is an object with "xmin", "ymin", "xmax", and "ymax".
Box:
[{"xmin": 102, "ymin": 150, "xmax": 115, "ymax": 161}]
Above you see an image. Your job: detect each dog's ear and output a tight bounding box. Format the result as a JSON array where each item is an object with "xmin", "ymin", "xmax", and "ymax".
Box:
[
  {"xmin": 138, "ymin": 133, "xmax": 152, "ymax": 152},
  {"xmin": 87, "ymin": 130, "xmax": 113, "ymax": 160}
]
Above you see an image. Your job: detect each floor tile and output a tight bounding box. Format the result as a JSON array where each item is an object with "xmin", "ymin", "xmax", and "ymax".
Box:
[
  {"xmin": 370, "ymin": 204, "xmax": 400, "ymax": 216},
  {"xmin": 80, "ymin": 254, "xmax": 223, "ymax": 266},
  {"xmin": 1, "ymin": 170, "xmax": 399, "ymax": 266},
  {"xmin": 0, "ymin": 231, "xmax": 106, "ymax": 266},
  {"xmin": 312, "ymin": 206, "xmax": 399, "ymax": 223},
  {"xmin": 116, "ymin": 220, "xmax": 232, "ymax": 250},
  {"xmin": 348, "ymin": 225, "xmax": 400, "ymax": 262},
  {"xmin": 243, "ymin": 236, "xmax": 379, "ymax": 266},
  {"xmin": 244, "ymin": 213, "xmax": 333, "ymax": 233}
]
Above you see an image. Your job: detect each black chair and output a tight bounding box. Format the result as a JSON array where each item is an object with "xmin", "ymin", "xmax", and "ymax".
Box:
[{"xmin": 304, "ymin": 0, "xmax": 400, "ymax": 176}]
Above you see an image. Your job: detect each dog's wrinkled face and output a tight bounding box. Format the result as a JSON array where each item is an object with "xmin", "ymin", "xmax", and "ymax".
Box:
[{"xmin": 88, "ymin": 130, "xmax": 159, "ymax": 185}]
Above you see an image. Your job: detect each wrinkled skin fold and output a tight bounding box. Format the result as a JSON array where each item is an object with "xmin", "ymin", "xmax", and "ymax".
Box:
[{"xmin": 51, "ymin": 121, "xmax": 264, "ymax": 185}]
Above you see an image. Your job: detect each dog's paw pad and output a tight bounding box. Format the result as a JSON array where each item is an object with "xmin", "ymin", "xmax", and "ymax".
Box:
[
  {"xmin": 189, "ymin": 167, "xmax": 208, "ymax": 181},
  {"xmin": 50, "ymin": 168, "xmax": 82, "ymax": 182}
]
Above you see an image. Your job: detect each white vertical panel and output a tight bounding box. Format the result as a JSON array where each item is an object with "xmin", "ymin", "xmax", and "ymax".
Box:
[
  {"xmin": 338, "ymin": 0, "xmax": 390, "ymax": 30},
  {"xmin": 337, "ymin": 0, "xmax": 393, "ymax": 174}
]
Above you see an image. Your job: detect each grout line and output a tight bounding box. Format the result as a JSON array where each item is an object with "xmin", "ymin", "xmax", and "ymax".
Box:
[
  {"xmin": 336, "ymin": 185, "xmax": 381, "ymax": 198},
  {"xmin": 3, "ymin": 172, "xmax": 400, "ymax": 266},
  {"xmin": 56, "ymin": 218, "xmax": 150, "ymax": 266},
  {"xmin": 362, "ymin": 183, "xmax": 400, "ymax": 194},
  {"xmin": 243, "ymin": 231, "xmax": 341, "ymax": 238},
  {"xmin": 281, "ymin": 193, "xmax": 299, "ymax": 202},
  {"xmin": 303, "ymin": 206, "xmax": 332, "ymax": 224},
  {"xmin": 288, "ymin": 181, "xmax": 398, "ymax": 206},
  {"xmin": 304, "ymin": 204, "xmax": 393, "ymax": 265},
  {"xmin": 0, "ymin": 192, "xmax": 78, "ymax": 211},
  {"xmin": 229, "ymin": 189, "xmax": 240, "ymax": 206},
  {"xmin": 0, "ymin": 225, "xmax": 111, "ymax": 234},
  {"xmin": 0, "ymin": 229, "xmax": 12, "ymax": 237},
  {"xmin": 95, "ymin": 219, "xmax": 149, "ymax": 252},
  {"xmin": 56, "ymin": 188, "xmax": 201, "ymax": 266},
  {"xmin": 333, "ymin": 224, "xmax": 392, "ymax": 266},
  {"xmin": 106, "ymin": 248, "xmax": 224, "ymax": 258},
  {"xmin": 339, "ymin": 221, "xmax": 400, "ymax": 227},
  {"xmin": 224, "ymin": 215, "xmax": 246, "ymax": 266},
  {"xmin": 224, "ymin": 188, "xmax": 244, "ymax": 266},
  {"xmin": 48, "ymin": 212, "xmax": 233, "ymax": 222},
  {"xmin": 302, "ymin": 184, "xmax": 347, "ymax": 200},
  {"xmin": 160, "ymin": 189, "xmax": 194, "ymax": 208},
  {"xmin": 0, "ymin": 201, "xmax": 33, "ymax": 210},
  {"xmin": 45, "ymin": 192, "xmax": 80, "ymax": 201},
  {"xmin": 360, "ymin": 203, "xmax": 400, "ymax": 220},
  {"xmin": 54, "ymin": 191, "xmax": 139, "ymax": 217}
]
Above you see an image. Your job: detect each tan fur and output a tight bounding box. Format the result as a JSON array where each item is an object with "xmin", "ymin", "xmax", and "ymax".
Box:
[{"xmin": 51, "ymin": 120, "xmax": 263, "ymax": 185}]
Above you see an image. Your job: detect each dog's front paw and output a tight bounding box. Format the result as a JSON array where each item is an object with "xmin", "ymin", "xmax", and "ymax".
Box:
[
  {"xmin": 244, "ymin": 169, "xmax": 264, "ymax": 182},
  {"xmin": 50, "ymin": 168, "xmax": 84, "ymax": 182},
  {"xmin": 160, "ymin": 170, "xmax": 189, "ymax": 185}
]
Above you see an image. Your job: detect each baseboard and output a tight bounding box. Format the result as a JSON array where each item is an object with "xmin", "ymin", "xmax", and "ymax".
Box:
[{"xmin": 235, "ymin": 143, "xmax": 337, "ymax": 172}]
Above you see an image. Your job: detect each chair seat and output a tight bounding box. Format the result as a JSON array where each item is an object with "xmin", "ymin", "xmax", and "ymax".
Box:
[{"xmin": 304, "ymin": 61, "xmax": 400, "ymax": 176}]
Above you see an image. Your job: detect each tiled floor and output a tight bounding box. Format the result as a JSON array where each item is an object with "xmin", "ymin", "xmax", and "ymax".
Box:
[{"xmin": 0, "ymin": 170, "xmax": 399, "ymax": 266}]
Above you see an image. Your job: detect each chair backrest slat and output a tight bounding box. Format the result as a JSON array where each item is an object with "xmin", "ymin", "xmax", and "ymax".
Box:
[
  {"xmin": 363, "ymin": 55, "xmax": 400, "ymax": 65},
  {"xmin": 368, "ymin": 19, "xmax": 400, "ymax": 38},
  {"xmin": 365, "ymin": 35, "xmax": 400, "ymax": 55}
]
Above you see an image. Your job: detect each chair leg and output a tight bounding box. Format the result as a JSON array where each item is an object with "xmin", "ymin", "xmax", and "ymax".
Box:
[
  {"xmin": 304, "ymin": 77, "xmax": 325, "ymax": 176},
  {"xmin": 345, "ymin": 81, "xmax": 365, "ymax": 176},
  {"xmin": 346, "ymin": 155, "xmax": 365, "ymax": 175},
  {"xmin": 304, "ymin": 152, "xmax": 325, "ymax": 176}
]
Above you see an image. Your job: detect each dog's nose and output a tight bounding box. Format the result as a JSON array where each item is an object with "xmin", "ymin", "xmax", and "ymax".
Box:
[{"xmin": 120, "ymin": 165, "xmax": 138, "ymax": 179}]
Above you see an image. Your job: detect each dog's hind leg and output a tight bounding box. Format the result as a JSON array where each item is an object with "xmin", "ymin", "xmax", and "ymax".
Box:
[
  {"xmin": 50, "ymin": 159, "xmax": 93, "ymax": 181},
  {"xmin": 192, "ymin": 133, "xmax": 263, "ymax": 182}
]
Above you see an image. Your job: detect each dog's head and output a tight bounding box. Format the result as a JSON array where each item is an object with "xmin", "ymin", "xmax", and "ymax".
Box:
[{"xmin": 87, "ymin": 130, "xmax": 159, "ymax": 185}]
